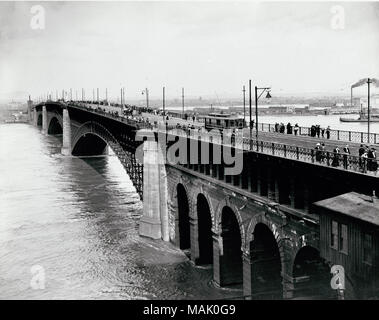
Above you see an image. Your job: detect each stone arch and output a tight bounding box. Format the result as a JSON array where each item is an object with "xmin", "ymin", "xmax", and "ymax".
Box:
[
  {"xmin": 214, "ymin": 196, "xmax": 245, "ymax": 250},
  {"xmin": 47, "ymin": 116, "xmax": 63, "ymax": 135},
  {"xmin": 169, "ymin": 176, "xmax": 194, "ymax": 220},
  {"xmin": 176, "ymin": 183, "xmax": 191, "ymax": 250},
  {"xmin": 192, "ymin": 189, "xmax": 214, "ymax": 265},
  {"xmin": 291, "ymin": 245, "xmax": 333, "ymax": 299},
  {"xmin": 217, "ymin": 205, "xmax": 244, "ymax": 286},
  {"xmin": 244, "ymin": 214, "xmax": 287, "ymax": 298},
  {"xmin": 191, "ymin": 187, "xmax": 215, "ymax": 230},
  {"xmin": 37, "ymin": 113, "xmax": 42, "ymax": 127},
  {"xmin": 245, "ymin": 213, "xmax": 284, "ymax": 253},
  {"xmin": 249, "ymin": 220, "xmax": 284, "ymax": 298}
]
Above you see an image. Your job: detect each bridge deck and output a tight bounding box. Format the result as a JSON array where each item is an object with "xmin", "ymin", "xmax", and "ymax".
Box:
[
  {"xmin": 64, "ymin": 102, "xmax": 378, "ymax": 154},
  {"xmin": 141, "ymin": 112, "xmax": 373, "ymax": 156},
  {"xmin": 52, "ymin": 102, "xmax": 378, "ymax": 176}
]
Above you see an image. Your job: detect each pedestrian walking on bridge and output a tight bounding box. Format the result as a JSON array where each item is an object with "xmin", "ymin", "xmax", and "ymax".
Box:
[
  {"xmin": 326, "ymin": 126, "xmax": 331, "ymax": 139},
  {"xmin": 294, "ymin": 123, "xmax": 299, "ymax": 136},
  {"xmin": 332, "ymin": 146, "xmax": 340, "ymax": 167}
]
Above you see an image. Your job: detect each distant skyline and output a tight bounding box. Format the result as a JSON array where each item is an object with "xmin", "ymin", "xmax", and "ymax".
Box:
[{"xmin": 1, "ymin": 1, "xmax": 379, "ymax": 101}]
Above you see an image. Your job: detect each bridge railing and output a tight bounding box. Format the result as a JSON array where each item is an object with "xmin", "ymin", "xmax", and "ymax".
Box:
[
  {"xmin": 165, "ymin": 112, "xmax": 378, "ymax": 144},
  {"xmin": 256, "ymin": 122, "xmax": 379, "ymax": 145},
  {"xmin": 69, "ymin": 102, "xmax": 154, "ymax": 130},
  {"xmin": 67, "ymin": 102, "xmax": 377, "ymax": 175},
  {"xmin": 165, "ymin": 127, "xmax": 377, "ymax": 175}
]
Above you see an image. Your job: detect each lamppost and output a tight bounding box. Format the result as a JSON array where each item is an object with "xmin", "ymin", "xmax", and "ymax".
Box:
[
  {"xmin": 243, "ymin": 85, "xmax": 246, "ymax": 128},
  {"xmin": 254, "ymin": 85, "xmax": 271, "ymax": 143},
  {"xmin": 367, "ymin": 78, "xmax": 371, "ymax": 144},
  {"xmin": 142, "ymin": 88, "xmax": 149, "ymax": 109},
  {"xmin": 181, "ymin": 87, "xmax": 185, "ymax": 118},
  {"xmin": 163, "ymin": 86, "xmax": 166, "ymax": 121}
]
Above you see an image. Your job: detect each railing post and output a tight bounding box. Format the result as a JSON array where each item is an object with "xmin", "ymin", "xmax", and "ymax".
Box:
[
  {"xmin": 337, "ymin": 130, "xmax": 340, "ymax": 140},
  {"xmin": 349, "ymin": 131, "xmax": 351, "ymax": 142},
  {"xmin": 284, "ymin": 144, "xmax": 287, "ymax": 157},
  {"xmin": 311, "ymin": 149, "xmax": 314, "ymax": 163},
  {"xmin": 272, "ymin": 142, "xmax": 275, "ymax": 155},
  {"xmin": 296, "ymin": 147, "xmax": 299, "ymax": 160},
  {"xmin": 361, "ymin": 132, "xmax": 364, "ymax": 143}
]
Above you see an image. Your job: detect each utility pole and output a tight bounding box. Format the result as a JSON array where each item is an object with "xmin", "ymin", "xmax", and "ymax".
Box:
[
  {"xmin": 70, "ymin": 88, "xmax": 72, "ymax": 101},
  {"xmin": 243, "ymin": 85, "xmax": 246, "ymax": 128},
  {"xmin": 163, "ymin": 86, "xmax": 165, "ymax": 120},
  {"xmin": 182, "ymin": 87, "xmax": 185, "ymax": 117},
  {"xmin": 249, "ymin": 80, "xmax": 252, "ymax": 143},
  {"xmin": 97, "ymin": 88, "xmax": 99, "ymax": 105},
  {"xmin": 255, "ymin": 85, "xmax": 258, "ymax": 142},
  {"xmin": 368, "ymin": 78, "xmax": 371, "ymax": 144},
  {"xmin": 145, "ymin": 88, "xmax": 149, "ymax": 109}
]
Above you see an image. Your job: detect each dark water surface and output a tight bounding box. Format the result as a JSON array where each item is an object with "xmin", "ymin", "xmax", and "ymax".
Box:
[{"xmin": 0, "ymin": 124, "xmax": 241, "ymax": 300}]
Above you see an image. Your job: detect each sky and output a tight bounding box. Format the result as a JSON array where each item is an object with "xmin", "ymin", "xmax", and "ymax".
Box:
[{"xmin": 0, "ymin": 1, "xmax": 379, "ymax": 101}]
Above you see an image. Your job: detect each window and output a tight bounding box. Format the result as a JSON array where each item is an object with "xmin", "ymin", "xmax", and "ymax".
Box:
[
  {"xmin": 363, "ymin": 233, "xmax": 373, "ymax": 265},
  {"xmin": 331, "ymin": 221, "xmax": 348, "ymax": 254},
  {"xmin": 331, "ymin": 220, "xmax": 338, "ymax": 250},
  {"xmin": 339, "ymin": 224, "xmax": 348, "ymax": 254}
]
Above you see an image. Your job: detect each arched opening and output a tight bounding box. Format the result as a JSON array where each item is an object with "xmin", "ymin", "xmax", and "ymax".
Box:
[
  {"xmin": 72, "ymin": 133, "xmax": 107, "ymax": 156},
  {"xmin": 197, "ymin": 194, "xmax": 213, "ymax": 264},
  {"xmin": 250, "ymin": 223, "xmax": 282, "ymax": 299},
  {"xmin": 177, "ymin": 183, "xmax": 190, "ymax": 250},
  {"xmin": 292, "ymin": 246, "xmax": 331, "ymax": 299},
  {"xmin": 48, "ymin": 117, "xmax": 63, "ymax": 135},
  {"xmin": 220, "ymin": 206, "xmax": 243, "ymax": 286},
  {"xmin": 37, "ymin": 114, "xmax": 42, "ymax": 127}
]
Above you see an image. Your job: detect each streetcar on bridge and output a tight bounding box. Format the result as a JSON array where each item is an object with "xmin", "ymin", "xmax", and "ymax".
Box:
[{"xmin": 203, "ymin": 112, "xmax": 245, "ymax": 131}]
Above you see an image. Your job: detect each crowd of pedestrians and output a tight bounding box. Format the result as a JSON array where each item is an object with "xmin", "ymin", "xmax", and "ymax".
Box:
[
  {"xmin": 273, "ymin": 122, "xmax": 332, "ymax": 139},
  {"xmin": 314, "ymin": 142, "xmax": 377, "ymax": 173},
  {"xmin": 73, "ymin": 100, "xmax": 378, "ymax": 174}
]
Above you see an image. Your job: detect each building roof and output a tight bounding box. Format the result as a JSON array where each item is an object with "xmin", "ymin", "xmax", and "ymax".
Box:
[
  {"xmin": 204, "ymin": 113, "xmax": 243, "ymax": 120},
  {"xmin": 314, "ymin": 192, "xmax": 379, "ymax": 226}
]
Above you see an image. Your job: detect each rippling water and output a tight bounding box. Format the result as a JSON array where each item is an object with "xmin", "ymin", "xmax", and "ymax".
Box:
[{"xmin": 0, "ymin": 124, "xmax": 241, "ymax": 300}]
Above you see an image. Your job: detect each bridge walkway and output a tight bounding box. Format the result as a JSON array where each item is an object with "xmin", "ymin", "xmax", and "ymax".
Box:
[{"xmin": 140, "ymin": 113, "xmax": 372, "ymax": 157}]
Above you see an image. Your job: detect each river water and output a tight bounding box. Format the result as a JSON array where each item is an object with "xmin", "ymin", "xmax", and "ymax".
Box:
[
  {"xmin": 258, "ymin": 114, "xmax": 379, "ymax": 133},
  {"xmin": 0, "ymin": 124, "xmax": 241, "ymax": 300}
]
